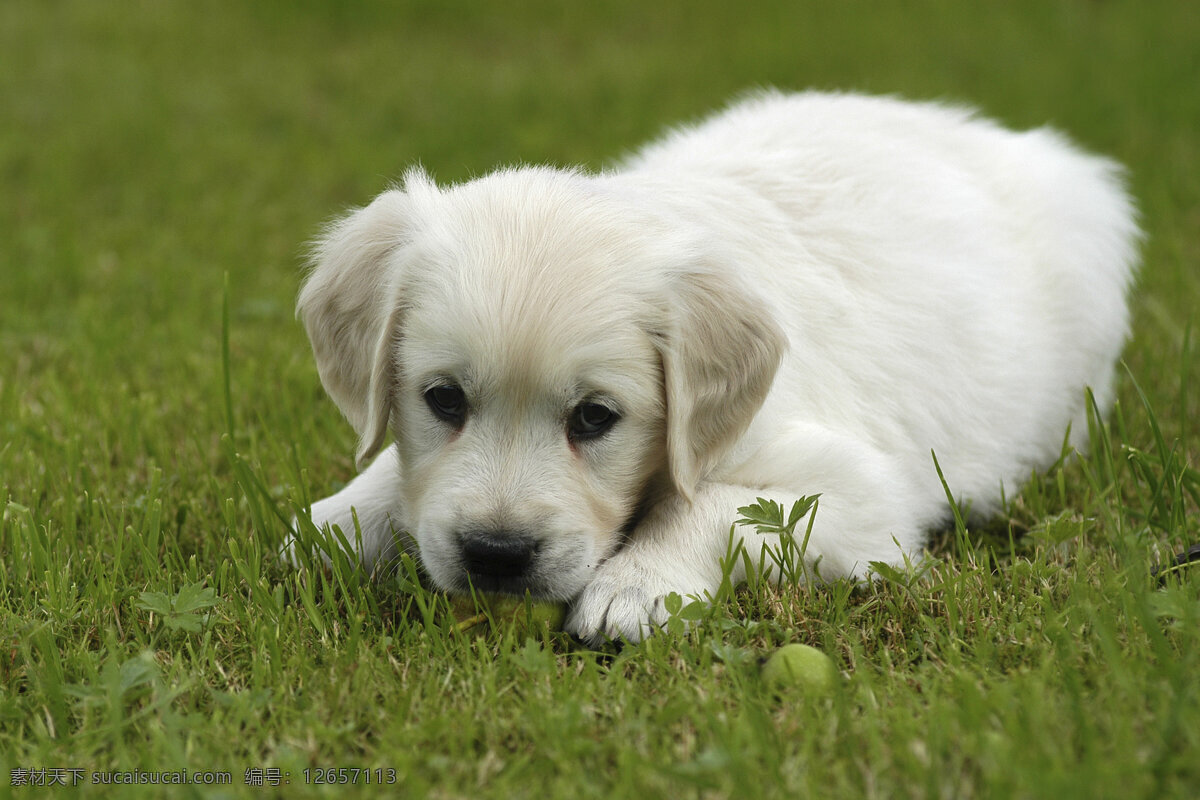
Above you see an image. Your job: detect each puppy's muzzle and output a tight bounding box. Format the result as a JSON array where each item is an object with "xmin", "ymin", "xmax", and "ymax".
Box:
[{"xmin": 459, "ymin": 531, "xmax": 541, "ymax": 592}]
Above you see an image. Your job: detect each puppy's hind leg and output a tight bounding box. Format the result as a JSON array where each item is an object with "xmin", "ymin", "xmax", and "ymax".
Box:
[{"xmin": 281, "ymin": 446, "xmax": 408, "ymax": 571}]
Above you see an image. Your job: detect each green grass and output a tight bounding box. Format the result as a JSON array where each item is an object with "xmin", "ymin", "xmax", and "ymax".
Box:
[{"xmin": 2, "ymin": 1, "xmax": 1199, "ymax": 797}]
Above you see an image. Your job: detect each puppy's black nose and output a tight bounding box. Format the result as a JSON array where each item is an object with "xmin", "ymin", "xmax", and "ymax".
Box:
[{"xmin": 460, "ymin": 533, "xmax": 538, "ymax": 579}]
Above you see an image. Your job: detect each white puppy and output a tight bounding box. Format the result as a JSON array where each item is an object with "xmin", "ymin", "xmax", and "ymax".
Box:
[{"xmin": 293, "ymin": 90, "xmax": 1139, "ymax": 644}]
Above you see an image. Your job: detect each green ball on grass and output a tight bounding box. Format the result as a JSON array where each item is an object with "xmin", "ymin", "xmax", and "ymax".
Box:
[{"xmin": 762, "ymin": 643, "xmax": 837, "ymax": 694}]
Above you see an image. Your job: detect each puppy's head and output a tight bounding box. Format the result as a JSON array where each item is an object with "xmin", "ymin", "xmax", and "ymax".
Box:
[{"xmin": 299, "ymin": 167, "xmax": 784, "ymax": 600}]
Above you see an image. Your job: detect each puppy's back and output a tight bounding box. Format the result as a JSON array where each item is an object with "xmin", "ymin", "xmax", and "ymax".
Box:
[{"xmin": 619, "ymin": 90, "xmax": 1140, "ymax": 509}]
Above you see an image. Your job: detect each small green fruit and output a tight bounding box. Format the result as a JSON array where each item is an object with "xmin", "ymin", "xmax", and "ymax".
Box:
[
  {"xmin": 524, "ymin": 599, "xmax": 568, "ymax": 630},
  {"xmin": 450, "ymin": 593, "xmax": 566, "ymax": 634},
  {"xmin": 762, "ymin": 643, "xmax": 837, "ymax": 694},
  {"xmin": 488, "ymin": 594, "xmax": 567, "ymax": 632}
]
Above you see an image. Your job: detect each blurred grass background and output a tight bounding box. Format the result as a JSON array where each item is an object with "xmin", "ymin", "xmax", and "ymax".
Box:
[
  {"xmin": 2, "ymin": 1, "xmax": 1199, "ymax": 796},
  {"xmin": 3, "ymin": 1, "xmax": 1196, "ymax": 480}
]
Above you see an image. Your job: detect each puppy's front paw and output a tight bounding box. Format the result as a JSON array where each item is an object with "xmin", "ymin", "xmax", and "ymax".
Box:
[
  {"xmin": 280, "ymin": 495, "xmax": 399, "ymax": 571},
  {"xmin": 564, "ymin": 553, "xmax": 713, "ymax": 646}
]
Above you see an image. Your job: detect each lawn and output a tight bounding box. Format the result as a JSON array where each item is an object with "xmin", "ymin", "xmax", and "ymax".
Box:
[{"xmin": 2, "ymin": 1, "xmax": 1198, "ymax": 797}]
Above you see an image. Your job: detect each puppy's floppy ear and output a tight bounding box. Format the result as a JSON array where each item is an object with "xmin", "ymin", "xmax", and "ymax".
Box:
[
  {"xmin": 297, "ymin": 188, "xmax": 412, "ymax": 465},
  {"xmin": 655, "ymin": 267, "xmax": 785, "ymax": 499}
]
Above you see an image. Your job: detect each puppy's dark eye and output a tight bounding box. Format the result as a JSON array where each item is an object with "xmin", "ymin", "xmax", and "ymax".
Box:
[
  {"xmin": 569, "ymin": 401, "xmax": 618, "ymax": 441},
  {"xmin": 424, "ymin": 383, "xmax": 467, "ymax": 425}
]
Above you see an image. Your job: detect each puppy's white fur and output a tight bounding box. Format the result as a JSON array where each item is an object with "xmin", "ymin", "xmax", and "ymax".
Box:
[{"xmin": 293, "ymin": 90, "xmax": 1139, "ymax": 643}]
